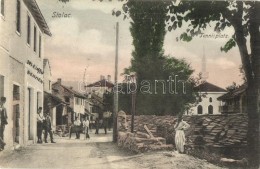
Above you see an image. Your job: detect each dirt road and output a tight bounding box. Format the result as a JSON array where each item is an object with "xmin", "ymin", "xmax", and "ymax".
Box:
[{"xmin": 0, "ymin": 132, "xmax": 226, "ymax": 169}]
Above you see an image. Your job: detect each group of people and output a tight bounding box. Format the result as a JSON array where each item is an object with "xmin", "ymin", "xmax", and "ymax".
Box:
[
  {"xmin": 1, "ymin": 94, "xmax": 189, "ymax": 154},
  {"xmin": 73, "ymin": 117, "xmax": 90, "ymax": 140},
  {"xmin": 37, "ymin": 107, "xmax": 55, "ymax": 144},
  {"xmin": 94, "ymin": 118, "xmax": 108, "ymax": 135}
]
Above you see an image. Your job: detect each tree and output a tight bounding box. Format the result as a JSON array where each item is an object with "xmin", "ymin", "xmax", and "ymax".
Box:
[
  {"xmin": 166, "ymin": 1, "xmax": 260, "ymax": 167},
  {"xmin": 113, "ymin": 0, "xmax": 198, "ymax": 116}
]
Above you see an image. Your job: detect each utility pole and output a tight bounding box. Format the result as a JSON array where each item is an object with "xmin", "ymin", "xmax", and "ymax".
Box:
[{"xmin": 113, "ymin": 22, "xmax": 119, "ymax": 142}]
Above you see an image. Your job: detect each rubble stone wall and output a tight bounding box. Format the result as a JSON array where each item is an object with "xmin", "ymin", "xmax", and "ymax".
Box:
[{"xmin": 117, "ymin": 113, "xmax": 248, "ymax": 159}]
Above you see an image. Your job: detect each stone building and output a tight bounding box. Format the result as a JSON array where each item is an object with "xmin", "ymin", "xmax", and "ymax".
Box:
[{"xmin": 0, "ymin": 0, "xmax": 51, "ymax": 149}]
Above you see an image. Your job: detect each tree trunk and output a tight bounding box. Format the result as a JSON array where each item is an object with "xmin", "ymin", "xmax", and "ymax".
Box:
[
  {"xmin": 247, "ymin": 2, "xmax": 260, "ymax": 167},
  {"xmin": 232, "ymin": 2, "xmax": 259, "ymax": 167}
]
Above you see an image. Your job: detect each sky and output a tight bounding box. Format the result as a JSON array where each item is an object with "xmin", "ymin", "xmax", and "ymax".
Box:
[{"xmin": 37, "ymin": 0, "xmax": 244, "ymax": 89}]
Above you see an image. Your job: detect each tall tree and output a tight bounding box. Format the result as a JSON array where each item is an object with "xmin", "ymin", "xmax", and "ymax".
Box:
[
  {"xmin": 115, "ymin": 0, "xmax": 198, "ymax": 115},
  {"xmin": 166, "ymin": 1, "xmax": 260, "ymax": 167}
]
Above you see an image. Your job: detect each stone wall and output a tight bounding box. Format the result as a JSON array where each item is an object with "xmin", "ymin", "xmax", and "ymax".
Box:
[{"xmin": 117, "ymin": 112, "xmax": 248, "ymax": 159}]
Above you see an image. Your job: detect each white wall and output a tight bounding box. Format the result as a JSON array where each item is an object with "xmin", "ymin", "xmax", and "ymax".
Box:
[
  {"xmin": 43, "ymin": 61, "xmax": 52, "ymax": 93},
  {"xmin": 188, "ymin": 92, "xmax": 226, "ymax": 115},
  {"xmin": 74, "ymin": 97, "xmax": 85, "ymax": 115},
  {"xmin": 0, "ymin": 0, "xmax": 48, "ymax": 147}
]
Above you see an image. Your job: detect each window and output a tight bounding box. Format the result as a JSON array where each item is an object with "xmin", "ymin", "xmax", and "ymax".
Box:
[
  {"xmin": 208, "ymin": 105, "xmax": 213, "ymax": 114},
  {"xmin": 209, "ymin": 97, "xmax": 212, "ymax": 102},
  {"xmin": 1, "ymin": 0, "xmax": 4, "ymax": 16},
  {"xmin": 39, "ymin": 34, "xmax": 41, "ymax": 57},
  {"xmin": 199, "ymin": 96, "xmax": 202, "ymax": 102},
  {"xmin": 197, "ymin": 105, "xmax": 203, "ymax": 114},
  {"xmin": 13, "ymin": 85, "xmax": 20, "ymax": 101},
  {"xmin": 16, "ymin": 0, "xmax": 21, "ymax": 33},
  {"xmin": 27, "ymin": 15, "xmax": 31, "ymax": 44},
  {"xmin": 65, "ymin": 97, "xmax": 70, "ymax": 103},
  {"xmin": 33, "ymin": 26, "xmax": 37, "ymax": 52}
]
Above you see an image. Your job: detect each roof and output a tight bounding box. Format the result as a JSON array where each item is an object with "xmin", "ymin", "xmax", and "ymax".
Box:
[
  {"xmin": 90, "ymin": 93, "xmax": 104, "ymax": 109},
  {"xmin": 44, "ymin": 91, "xmax": 68, "ymax": 105},
  {"xmin": 218, "ymin": 85, "xmax": 247, "ymax": 101},
  {"xmin": 62, "ymin": 85, "xmax": 87, "ymax": 99},
  {"xmin": 87, "ymin": 79, "xmax": 114, "ymax": 88},
  {"xmin": 195, "ymin": 81, "xmax": 227, "ymax": 93},
  {"xmin": 23, "ymin": 0, "xmax": 51, "ymax": 36}
]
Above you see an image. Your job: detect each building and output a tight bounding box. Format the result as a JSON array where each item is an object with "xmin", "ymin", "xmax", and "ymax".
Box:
[
  {"xmin": 217, "ymin": 84, "xmax": 247, "ymax": 114},
  {"xmin": 52, "ymin": 79, "xmax": 87, "ymax": 126},
  {"xmin": 43, "ymin": 59, "xmax": 67, "ymax": 130},
  {"xmin": 86, "ymin": 75, "xmax": 114, "ymax": 98},
  {"xmin": 187, "ymin": 82, "xmax": 227, "ymax": 115},
  {"xmin": 0, "ymin": 0, "xmax": 51, "ymax": 148}
]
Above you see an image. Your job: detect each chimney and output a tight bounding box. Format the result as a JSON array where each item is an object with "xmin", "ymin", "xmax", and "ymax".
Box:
[
  {"xmin": 57, "ymin": 78, "xmax": 61, "ymax": 85},
  {"xmin": 100, "ymin": 75, "xmax": 105, "ymax": 80},
  {"xmin": 107, "ymin": 75, "xmax": 111, "ymax": 82}
]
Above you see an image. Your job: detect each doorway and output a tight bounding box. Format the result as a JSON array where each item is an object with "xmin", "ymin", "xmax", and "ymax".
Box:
[
  {"xmin": 27, "ymin": 88, "xmax": 33, "ymax": 140},
  {"xmin": 13, "ymin": 84, "xmax": 20, "ymax": 143}
]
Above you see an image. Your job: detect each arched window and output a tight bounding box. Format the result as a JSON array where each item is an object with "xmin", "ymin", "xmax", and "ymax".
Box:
[
  {"xmin": 197, "ymin": 105, "xmax": 203, "ymax": 114},
  {"xmin": 199, "ymin": 96, "xmax": 202, "ymax": 102},
  {"xmin": 208, "ymin": 105, "xmax": 213, "ymax": 114},
  {"xmin": 209, "ymin": 97, "xmax": 212, "ymax": 102}
]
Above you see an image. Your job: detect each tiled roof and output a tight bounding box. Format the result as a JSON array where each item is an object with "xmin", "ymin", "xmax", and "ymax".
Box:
[
  {"xmin": 90, "ymin": 93, "xmax": 104, "ymax": 109},
  {"xmin": 62, "ymin": 85, "xmax": 87, "ymax": 99},
  {"xmin": 44, "ymin": 91, "xmax": 68, "ymax": 105},
  {"xmin": 87, "ymin": 79, "xmax": 114, "ymax": 88},
  {"xmin": 195, "ymin": 81, "xmax": 227, "ymax": 93},
  {"xmin": 23, "ymin": 0, "xmax": 51, "ymax": 36},
  {"xmin": 218, "ymin": 85, "xmax": 247, "ymax": 101}
]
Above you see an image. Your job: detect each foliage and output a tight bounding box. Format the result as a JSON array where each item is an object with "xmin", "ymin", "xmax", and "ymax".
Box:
[{"xmin": 165, "ymin": 1, "xmax": 260, "ymax": 167}]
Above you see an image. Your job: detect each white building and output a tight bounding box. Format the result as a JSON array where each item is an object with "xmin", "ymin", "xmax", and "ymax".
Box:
[
  {"xmin": 86, "ymin": 75, "xmax": 114, "ymax": 98},
  {"xmin": 0, "ymin": 0, "xmax": 51, "ymax": 149},
  {"xmin": 187, "ymin": 82, "xmax": 227, "ymax": 115}
]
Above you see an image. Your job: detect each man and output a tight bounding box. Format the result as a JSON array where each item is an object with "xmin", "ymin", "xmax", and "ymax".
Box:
[
  {"xmin": 0, "ymin": 97, "xmax": 7, "ymax": 151},
  {"xmin": 74, "ymin": 117, "xmax": 81, "ymax": 139},
  {"xmin": 43, "ymin": 112, "xmax": 55, "ymax": 143},
  {"xmin": 82, "ymin": 117, "xmax": 90, "ymax": 139},
  {"xmin": 37, "ymin": 107, "xmax": 44, "ymax": 143},
  {"xmin": 103, "ymin": 118, "xmax": 108, "ymax": 134}
]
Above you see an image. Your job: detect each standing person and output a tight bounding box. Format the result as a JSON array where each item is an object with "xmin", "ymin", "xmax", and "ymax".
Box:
[
  {"xmin": 174, "ymin": 115, "xmax": 190, "ymax": 153},
  {"xmin": 82, "ymin": 117, "xmax": 90, "ymax": 139},
  {"xmin": 95, "ymin": 118, "xmax": 99, "ymax": 134},
  {"xmin": 37, "ymin": 107, "xmax": 44, "ymax": 143},
  {"xmin": 43, "ymin": 112, "xmax": 55, "ymax": 143},
  {"xmin": 103, "ymin": 118, "xmax": 108, "ymax": 134},
  {"xmin": 74, "ymin": 117, "xmax": 81, "ymax": 139},
  {"xmin": 0, "ymin": 97, "xmax": 7, "ymax": 151}
]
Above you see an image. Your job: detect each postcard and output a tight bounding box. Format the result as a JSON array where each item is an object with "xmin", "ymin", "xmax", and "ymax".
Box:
[{"xmin": 0, "ymin": 0, "xmax": 259, "ymax": 168}]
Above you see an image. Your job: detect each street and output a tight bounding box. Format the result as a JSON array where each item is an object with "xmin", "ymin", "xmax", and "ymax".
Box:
[{"xmin": 0, "ymin": 130, "xmax": 226, "ymax": 169}]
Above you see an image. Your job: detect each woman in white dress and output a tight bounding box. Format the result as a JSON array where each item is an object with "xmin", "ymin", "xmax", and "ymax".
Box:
[{"xmin": 174, "ymin": 115, "xmax": 190, "ymax": 153}]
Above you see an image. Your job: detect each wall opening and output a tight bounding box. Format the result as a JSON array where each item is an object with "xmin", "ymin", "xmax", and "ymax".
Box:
[
  {"xmin": 13, "ymin": 84, "xmax": 20, "ymax": 143},
  {"xmin": 197, "ymin": 105, "xmax": 203, "ymax": 114},
  {"xmin": 208, "ymin": 105, "xmax": 213, "ymax": 114}
]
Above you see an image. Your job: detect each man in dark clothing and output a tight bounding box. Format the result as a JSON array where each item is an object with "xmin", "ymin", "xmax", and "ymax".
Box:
[
  {"xmin": 43, "ymin": 112, "xmax": 55, "ymax": 143},
  {"xmin": 0, "ymin": 97, "xmax": 7, "ymax": 150},
  {"xmin": 103, "ymin": 118, "xmax": 108, "ymax": 134},
  {"xmin": 95, "ymin": 118, "xmax": 99, "ymax": 134}
]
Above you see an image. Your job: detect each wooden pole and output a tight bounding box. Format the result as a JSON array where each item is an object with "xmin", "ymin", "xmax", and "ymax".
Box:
[{"xmin": 113, "ymin": 22, "xmax": 119, "ymax": 142}]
